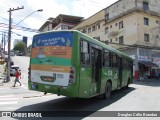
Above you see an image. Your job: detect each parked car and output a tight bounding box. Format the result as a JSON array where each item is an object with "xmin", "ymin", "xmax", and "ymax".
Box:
[
  {"xmin": 4, "ymin": 56, "xmax": 14, "ymax": 66},
  {"xmin": 17, "ymin": 52, "xmax": 24, "ymax": 56},
  {"xmin": 10, "ymin": 52, "xmax": 15, "ymax": 56},
  {"xmin": 4, "ymin": 51, "xmax": 8, "ymax": 55},
  {"xmin": 10, "ymin": 65, "xmax": 20, "ymax": 76}
]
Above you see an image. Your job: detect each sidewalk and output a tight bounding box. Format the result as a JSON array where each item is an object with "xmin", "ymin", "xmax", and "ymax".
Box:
[
  {"xmin": 0, "ymin": 64, "xmax": 17, "ymax": 85},
  {"xmin": 0, "ymin": 64, "xmax": 5, "ymax": 79},
  {"xmin": 133, "ymin": 78, "xmax": 160, "ymax": 86},
  {"xmin": 0, "ymin": 64, "xmax": 5, "ymax": 86}
]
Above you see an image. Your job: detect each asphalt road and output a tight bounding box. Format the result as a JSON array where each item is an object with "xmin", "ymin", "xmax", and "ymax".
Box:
[{"xmin": 0, "ymin": 56, "xmax": 160, "ymax": 120}]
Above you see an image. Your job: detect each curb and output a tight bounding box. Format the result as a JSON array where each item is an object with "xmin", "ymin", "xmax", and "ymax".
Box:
[
  {"xmin": 22, "ymin": 93, "xmax": 53, "ymax": 98},
  {"xmin": 23, "ymin": 95, "xmax": 42, "ymax": 98}
]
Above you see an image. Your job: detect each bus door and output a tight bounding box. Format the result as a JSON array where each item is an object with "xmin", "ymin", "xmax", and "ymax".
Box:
[
  {"xmin": 90, "ymin": 47, "xmax": 101, "ymax": 95},
  {"xmin": 118, "ymin": 57, "xmax": 122, "ymax": 88}
]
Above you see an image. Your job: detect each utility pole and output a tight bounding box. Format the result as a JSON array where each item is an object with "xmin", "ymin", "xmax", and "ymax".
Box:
[
  {"xmin": 6, "ymin": 6, "xmax": 24, "ymax": 82},
  {"xmin": 3, "ymin": 33, "xmax": 6, "ymax": 53},
  {"xmin": 1, "ymin": 33, "xmax": 3, "ymax": 51}
]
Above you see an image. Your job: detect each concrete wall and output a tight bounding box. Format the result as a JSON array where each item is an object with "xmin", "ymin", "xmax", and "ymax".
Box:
[
  {"xmin": 72, "ymin": 0, "xmax": 160, "ymax": 49},
  {"xmin": 73, "ymin": 9, "xmax": 105, "ymax": 30},
  {"xmin": 105, "ymin": 12, "xmax": 139, "ymax": 45},
  {"xmin": 105, "ymin": 12, "xmax": 160, "ymax": 47},
  {"xmin": 105, "ymin": 0, "xmax": 136, "ymax": 21},
  {"xmin": 72, "ymin": 10, "xmax": 105, "ymax": 41},
  {"xmin": 106, "ymin": 0, "xmax": 160, "ymax": 22},
  {"xmin": 135, "ymin": 13, "xmax": 160, "ymax": 46}
]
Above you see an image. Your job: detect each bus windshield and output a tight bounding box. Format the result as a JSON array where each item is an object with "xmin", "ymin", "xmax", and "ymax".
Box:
[{"xmin": 30, "ymin": 31, "xmax": 73, "ymax": 86}]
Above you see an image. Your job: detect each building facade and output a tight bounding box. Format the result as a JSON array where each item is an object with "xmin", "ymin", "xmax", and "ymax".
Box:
[
  {"xmin": 72, "ymin": 0, "xmax": 160, "ymax": 79},
  {"xmin": 38, "ymin": 14, "xmax": 83, "ymax": 32},
  {"xmin": 73, "ymin": 9, "xmax": 106, "ymax": 41}
]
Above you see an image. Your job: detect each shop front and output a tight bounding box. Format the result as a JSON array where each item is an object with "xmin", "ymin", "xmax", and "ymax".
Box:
[
  {"xmin": 120, "ymin": 47, "xmax": 160, "ymax": 80},
  {"xmin": 138, "ymin": 60, "xmax": 159, "ymax": 78},
  {"xmin": 152, "ymin": 57, "xmax": 160, "ymax": 78}
]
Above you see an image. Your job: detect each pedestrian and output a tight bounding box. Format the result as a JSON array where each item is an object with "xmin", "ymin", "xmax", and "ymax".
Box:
[{"xmin": 12, "ymin": 69, "xmax": 21, "ymax": 87}]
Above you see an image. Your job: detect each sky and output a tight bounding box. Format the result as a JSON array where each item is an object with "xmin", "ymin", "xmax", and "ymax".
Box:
[{"xmin": 0, "ymin": 0, "xmax": 118, "ymax": 50}]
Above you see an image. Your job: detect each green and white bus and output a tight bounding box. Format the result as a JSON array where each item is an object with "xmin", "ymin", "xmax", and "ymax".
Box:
[{"xmin": 28, "ymin": 30, "xmax": 133, "ymax": 99}]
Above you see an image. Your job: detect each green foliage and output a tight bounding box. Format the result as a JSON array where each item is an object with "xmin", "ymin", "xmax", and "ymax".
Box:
[{"xmin": 13, "ymin": 42, "xmax": 26, "ymax": 53}]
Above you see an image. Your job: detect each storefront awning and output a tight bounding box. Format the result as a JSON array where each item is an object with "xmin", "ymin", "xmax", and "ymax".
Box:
[{"xmin": 139, "ymin": 60, "xmax": 159, "ymax": 67}]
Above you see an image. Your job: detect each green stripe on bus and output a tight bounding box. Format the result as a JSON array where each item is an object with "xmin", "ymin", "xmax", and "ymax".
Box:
[{"xmin": 31, "ymin": 57, "xmax": 71, "ymax": 66}]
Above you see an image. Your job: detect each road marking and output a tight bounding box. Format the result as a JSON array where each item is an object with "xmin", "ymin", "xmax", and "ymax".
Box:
[
  {"xmin": 0, "ymin": 95, "xmax": 21, "ymax": 105},
  {"xmin": 0, "ymin": 95, "xmax": 15, "ymax": 98},
  {"xmin": 0, "ymin": 107, "xmax": 16, "ymax": 111},
  {"xmin": 0, "ymin": 101, "xmax": 18, "ymax": 105},
  {"xmin": 0, "ymin": 98, "xmax": 19, "ymax": 101}
]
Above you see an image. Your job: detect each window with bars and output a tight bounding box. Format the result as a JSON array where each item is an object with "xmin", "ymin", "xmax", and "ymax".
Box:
[
  {"xmin": 119, "ymin": 21, "xmax": 123, "ymax": 29},
  {"xmin": 144, "ymin": 34, "xmax": 149, "ymax": 42},
  {"xmin": 143, "ymin": 1, "xmax": 149, "ymax": 11},
  {"xmin": 144, "ymin": 17, "xmax": 149, "ymax": 25},
  {"xmin": 92, "ymin": 25, "xmax": 96, "ymax": 32},
  {"xmin": 105, "ymin": 13, "xmax": 109, "ymax": 21},
  {"xmin": 88, "ymin": 27, "xmax": 91, "ymax": 33},
  {"xmin": 119, "ymin": 36, "xmax": 124, "ymax": 44},
  {"xmin": 82, "ymin": 29, "xmax": 86, "ymax": 33},
  {"xmin": 96, "ymin": 23, "xmax": 100, "ymax": 29},
  {"xmin": 105, "ymin": 27, "xmax": 108, "ymax": 34}
]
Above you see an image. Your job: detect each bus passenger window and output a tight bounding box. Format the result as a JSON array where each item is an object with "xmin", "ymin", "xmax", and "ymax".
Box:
[
  {"xmin": 127, "ymin": 60, "xmax": 132, "ymax": 70},
  {"xmin": 112, "ymin": 54, "xmax": 118, "ymax": 68},
  {"xmin": 103, "ymin": 50, "xmax": 110, "ymax": 67},
  {"xmin": 122, "ymin": 58, "xmax": 127, "ymax": 69},
  {"xmin": 80, "ymin": 40, "xmax": 90, "ymax": 65}
]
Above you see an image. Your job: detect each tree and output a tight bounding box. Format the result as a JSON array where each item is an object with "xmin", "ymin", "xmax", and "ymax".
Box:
[{"xmin": 13, "ymin": 42, "xmax": 26, "ymax": 53}]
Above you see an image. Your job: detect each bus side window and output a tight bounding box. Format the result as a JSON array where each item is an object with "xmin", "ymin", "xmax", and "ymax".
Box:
[
  {"xmin": 103, "ymin": 50, "xmax": 110, "ymax": 67},
  {"xmin": 112, "ymin": 53, "xmax": 118, "ymax": 68},
  {"xmin": 128, "ymin": 60, "xmax": 132, "ymax": 70},
  {"xmin": 80, "ymin": 40, "xmax": 90, "ymax": 65},
  {"xmin": 122, "ymin": 58, "xmax": 127, "ymax": 69}
]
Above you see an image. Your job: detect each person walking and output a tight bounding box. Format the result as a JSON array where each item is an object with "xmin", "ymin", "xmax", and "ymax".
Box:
[{"xmin": 12, "ymin": 69, "xmax": 21, "ymax": 87}]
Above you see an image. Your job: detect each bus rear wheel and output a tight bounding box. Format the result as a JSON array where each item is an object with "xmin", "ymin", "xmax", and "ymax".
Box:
[{"xmin": 104, "ymin": 82, "xmax": 112, "ymax": 99}]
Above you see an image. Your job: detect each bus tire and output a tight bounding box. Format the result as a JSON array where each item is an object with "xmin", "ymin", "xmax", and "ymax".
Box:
[{"xmin": 104, "ymin": 82, "xmax": 112, "ymax": 99}]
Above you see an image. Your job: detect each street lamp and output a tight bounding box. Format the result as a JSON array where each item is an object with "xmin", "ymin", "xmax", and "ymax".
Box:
[
  {"xmin": 5, "ymin": 8, "xmax": 43, "ymax": 82},
  {"xmin": 15, "ymin": 9, "xmax": 43, "ymax": 56},
  {"xmin": 16, "ymin": 9, "xmax": 43, "ymax": 25}
]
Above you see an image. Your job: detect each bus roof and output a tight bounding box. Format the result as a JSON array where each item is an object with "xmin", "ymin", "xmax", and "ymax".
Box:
[{"xmin": 34, "ymin": 30, "xmax": 133, "ymax": 61}]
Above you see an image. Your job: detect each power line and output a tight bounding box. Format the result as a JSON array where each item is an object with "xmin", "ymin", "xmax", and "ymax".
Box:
[
  {"xmin": 89, "ymin": 0, "xmax": 110, "ymax": 7},
  {"xmin": 0, "ymin": 22, "xmax": 39, "ymax": 32},
  {"xmin": 0, "ymin": 16, "xmax": 9, "ymax": 21}
]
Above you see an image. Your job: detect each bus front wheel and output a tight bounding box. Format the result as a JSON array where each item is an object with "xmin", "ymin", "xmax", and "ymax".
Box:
[{"xmin": 104, "ymin": 82, "xmax": 112, "ymax": 99}]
